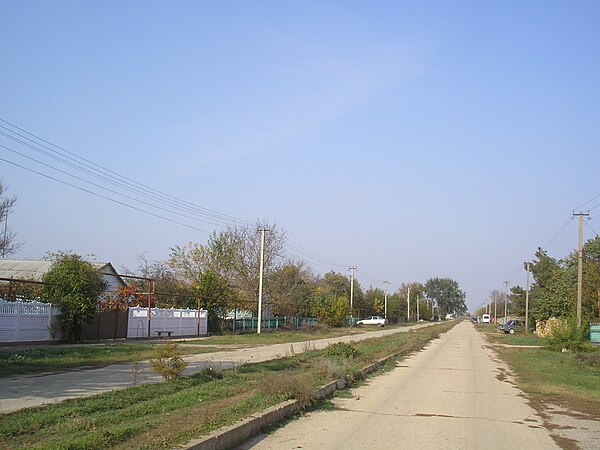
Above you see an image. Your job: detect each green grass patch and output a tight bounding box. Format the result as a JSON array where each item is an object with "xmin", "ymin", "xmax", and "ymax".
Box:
[
  {"xmin": 496, "ymin": 346, "xmax": 600, "ymax": 415},
  {"xmin": 0, "ymin": 322, "xmax": 456, "ymax": 449}
]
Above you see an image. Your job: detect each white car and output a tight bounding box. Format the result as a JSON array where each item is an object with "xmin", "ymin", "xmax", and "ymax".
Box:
[{"xmin": 356, "ymin": 316, "xmax": 387, "ymax": 327}]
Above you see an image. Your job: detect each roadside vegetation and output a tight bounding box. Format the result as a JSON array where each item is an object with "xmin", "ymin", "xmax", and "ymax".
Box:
[
  {"xmin": 0, "ymin": 322, "xmax": 456, "ymax": 450},
  {"xmin": 477, "ymin": 323, "xmax": 600, "ymax": 416},
  {"xmin": 0, "ymin": 325, "xmax": 382, "ymax": 378}
]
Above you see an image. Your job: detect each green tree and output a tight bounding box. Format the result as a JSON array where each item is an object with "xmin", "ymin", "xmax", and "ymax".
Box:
[
  {"xmin": 321, "ymin": 295, "xmax": 351, "ymax": 327},
  {"xmin": 197, "ymin": 269, "xmax": 233, "ymax": 333},
  {"xmin": 529, "ymin": 248, "xmax": 575, "ymax": 324},
  {"xmin": 42, "ymin": 254, "xmax": 107, "ymax": 342},
  {"xmin": 424, "ymin": 278, "xmax": 466, "ymax": 318}
]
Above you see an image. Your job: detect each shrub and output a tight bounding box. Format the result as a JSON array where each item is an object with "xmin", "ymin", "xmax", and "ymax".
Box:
[
  {"xmin": 259, "ymin": 372, "xmax": 317, "ymax": 407},
  {"xmin": 149, "ymin": 340, "xmax": 188, "ymax": 381},
  {"xmin": 311, "ymin": 357, "xmax": 348, "ymax": 380},
  {"xmin": 325, "ymin": 342, "xmax": 361, "ymax": 359},
  {"xmin": 545, "ymin": 315, "xmax": 593, "ymax": 352}
]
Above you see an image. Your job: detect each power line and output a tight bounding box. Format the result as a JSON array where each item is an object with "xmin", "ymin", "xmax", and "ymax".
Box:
[
  {"xmin": 0, "ymin": 119, "xmax": 250, "ymax": 226},
  {"xmin": 574, "ymin": 193, "xmax": 600, "ymax": 211},
  {"xmin": 543, "ymin": 214, "xmax": 572, "ymax": 250},
  {"xmin": 0, "ymin": 156, "xmax": 213, "ymax": 234},
  {"xmin": 584, "ymin": 219, "xmax": 599, "ymax": 237},
  {"xmin": 0, "ymin": 143, "xmax": 229, "ymax": 227}
]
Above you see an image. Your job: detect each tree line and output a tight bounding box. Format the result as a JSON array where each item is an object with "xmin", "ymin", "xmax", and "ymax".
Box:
[{"xmin": 482, "ymin": 236, "xmax": 600, "ymax": 326}]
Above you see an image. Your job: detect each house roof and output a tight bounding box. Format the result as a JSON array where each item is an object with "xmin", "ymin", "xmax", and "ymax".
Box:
[{"xmin": 0, "ymin": 259, "xmax": 126, "ymax": 286}]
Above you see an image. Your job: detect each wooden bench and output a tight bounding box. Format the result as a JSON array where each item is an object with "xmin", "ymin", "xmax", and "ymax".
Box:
[{"xmin": 155, "ymin": 330, "xmax": 173, "ymax": 338}]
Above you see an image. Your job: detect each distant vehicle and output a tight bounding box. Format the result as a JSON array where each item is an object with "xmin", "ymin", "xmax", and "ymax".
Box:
[
  {"xmin": 481, "ymin": 314, "xmax": 491, "ymax": 323},
  {"xmin": 498, "ymin": 319, "xmax": 525, "ymax": 334},
  {"xmin": 356, "ymin": 316, "xmax": 387, "ymax": 327},
  {"xmin": 470, "ymin": 317, "xmax": 478, "ymax": 323}
]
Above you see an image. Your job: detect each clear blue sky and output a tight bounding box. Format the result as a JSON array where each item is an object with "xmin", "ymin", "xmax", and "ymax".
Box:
[{"xmin": 2, "ymin": 1, "xmax": 600, "ymax": 311}]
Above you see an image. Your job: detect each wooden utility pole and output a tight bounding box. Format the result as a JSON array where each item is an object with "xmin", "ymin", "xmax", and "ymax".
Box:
[{"xmin": 573, "ymin": 211, "xmax": 589, "ymax": 327}]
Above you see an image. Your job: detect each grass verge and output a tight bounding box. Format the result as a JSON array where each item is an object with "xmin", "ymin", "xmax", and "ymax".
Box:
[
  {"xmin": 0, "ymin": 325, "xmax": 384, "ymax": 378},
  {"xmin": 478, "ymin": 326, "xmax": 600, "ymax": 416},
  {"xmin": 0, "ymin": 322, "xmax": 455, "ymax": 449}
]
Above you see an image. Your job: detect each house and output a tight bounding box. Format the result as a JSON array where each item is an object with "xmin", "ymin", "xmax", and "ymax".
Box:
[{"xmin": 0, "ymin": 259, "xmax": 127, "ymax": 295}]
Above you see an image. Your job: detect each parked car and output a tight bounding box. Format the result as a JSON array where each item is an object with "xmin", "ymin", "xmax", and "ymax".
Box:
[
  {"xmin": 355, "ymin": 316, "xmax": 387, "ymax": 327},
  {"xmin": 481, "ymin": 314, "xmax": 491, "ymax": 323},
  {"xmin": 498, "ymin": 319, "xmax": 525, "ymax": 334}
]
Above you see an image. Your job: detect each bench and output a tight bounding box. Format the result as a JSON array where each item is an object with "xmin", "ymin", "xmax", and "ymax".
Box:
[{"xmin": 155, "ymin": 330, "xmax": 174, "ymax": 338}]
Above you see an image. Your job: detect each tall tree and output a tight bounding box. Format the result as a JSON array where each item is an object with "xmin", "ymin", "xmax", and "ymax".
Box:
[
  {"xmin": 0, "ymin": 180, "xmax": 21, "ymax": 257},
  {"xmin": 424, "ymin": 278, "xmax": 466, "ymax": 317}
]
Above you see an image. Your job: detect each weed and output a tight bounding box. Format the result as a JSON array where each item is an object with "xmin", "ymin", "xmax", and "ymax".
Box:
[
  {"xmin": 258, "ymin": 372, "xmax": 317, "ymax": 407},
  {"xmin": 311, "ymin": 357, "xmax": 348, "ymax": 380},
  {"xmin": 198, "ymin": 366, "xmax": 223, "ymax": 380},
  {"xmin": 325, "ymin": 342, "xmax": 361, "ymax": 359},
  {"xmin": 130, "ymin": 360, "xmax": 144, "ymax": 386},
  {"xmin": 149, "ymin": 340, "xmax": 188, "ymax": 381}
]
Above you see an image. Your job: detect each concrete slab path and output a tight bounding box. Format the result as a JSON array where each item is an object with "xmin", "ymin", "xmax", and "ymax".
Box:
[{"xmin": 241, "ymin": 321, "xmax": 560, "ymax": 449}]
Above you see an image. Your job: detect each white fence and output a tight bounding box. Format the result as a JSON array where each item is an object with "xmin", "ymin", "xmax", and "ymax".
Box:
[
  {"xmin": 127, "ymin": 307, "xmax": 208, "ymax": 338},
  {"xmin": 0, "ymin": 300, "xmax": 62, "ymax": 342}
]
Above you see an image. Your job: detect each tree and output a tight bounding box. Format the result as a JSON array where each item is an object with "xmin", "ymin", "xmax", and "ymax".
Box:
[
  {"xmin": 42, "ymin": 254, "xmax": 107, "ymax": 342},
  {"xmin": 0, "ymin": 180, "xmax": 21, "ymax": 257},
  {"xmin": 424, "ymin": 278, "xmax": 466, "ymax": 317},
  {"xmin": 321, "ymin": 295, "xmax": 351, "ymax": 327},
  {"xmin": 267, "ymin": 262, "xmax": 313, "ymax": 319}
]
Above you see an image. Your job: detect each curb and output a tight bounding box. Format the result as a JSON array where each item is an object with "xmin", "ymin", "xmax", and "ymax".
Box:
[{"xmin": 175, "ymin": 351, "xmax": 403, "ymax": 450}]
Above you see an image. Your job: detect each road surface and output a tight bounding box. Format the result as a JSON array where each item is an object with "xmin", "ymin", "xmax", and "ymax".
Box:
[
  {"xmin": 241, "ymin": 321, "xmax": 559, "ymax": 449},
  {"xmin": 0, "ymin": 322, "xmax": 434, "ymax": 414}
]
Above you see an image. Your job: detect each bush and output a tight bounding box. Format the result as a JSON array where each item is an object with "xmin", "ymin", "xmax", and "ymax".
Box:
[
  {"xmin": 325, "ymin": 342, "xmax": 361, "ymax": 359},
  {"xmin": 149, "ymin": 340, "xmax": 188, "ymax": 381},
  {"xmin": 545, "ymin": 315, "xmax": 593, "ymax": 352},
  {"xmin": 259, "ymin": 372, "xmax": 317, "ymax": 407}
]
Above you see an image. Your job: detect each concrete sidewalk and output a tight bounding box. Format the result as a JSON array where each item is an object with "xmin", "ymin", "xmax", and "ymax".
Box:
[{"xmin": 0, "ymin": 322, "xmax": 435, "ymax": 414}]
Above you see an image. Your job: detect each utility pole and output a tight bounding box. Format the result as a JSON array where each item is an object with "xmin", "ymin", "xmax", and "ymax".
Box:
[
  {"xmin": 407, "ymin": 286, "xmax": 411, "ymax": 322},
  {"xmin": 383, "ymin": 281, "xmax": 389, "ymax": 319},
  {"xmin": 349, "ymin": 267, "xmax": 356, "ymax": 325},
  {"xmin": 525, "ymin": 261, "xmax": 531, "ymax": 333},
  {"xmin": 573, "ymin": 211, "xmax": 589, "ymax": 327},
  {"xmin": 503, "ymin": 281, "xmax": 509, "ymax": 323},
  {"xmin": 494, "ymin": 291, "xmax": 497, "ymax": 324},
  {"xmin": 257, "ymin": 228, "xmax": 269, "ymax": 334},
  {"xmin": 416, "ymin": 295, "xmax": 420, "ymax": 321}
]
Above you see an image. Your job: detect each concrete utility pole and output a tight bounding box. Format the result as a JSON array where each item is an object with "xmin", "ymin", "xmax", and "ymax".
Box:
[
  {"xmin": 493, "ymin": 291, "xmax": 497, "ymax": 324},
  {"xmin": 416, "ymin": 295, "xmax": 420, "ymax": 321},
  {"xmin": 573, "ymin": 211, "xmax": 589, "ymax": 327},
  {"xmin": 503, "ymin": 281, "xmax": 509, "ymax": 323},
  {"xmin": 407, "ymin": 286, "xmax": 411, "ymax": 322},
  {"xmin": 257, "ymin": 228, "xmax": 269, "ymax": 334},
  {"xmin": 349, "ymin": 267, "xmax": 356, "ymax": 325},
  {"xmin": 383, "ymin": 281, "xmax": 389, "ymax": 319},
  {"xmin": 525, "ymin": 261, "xmax": 531, "ymax": 333}
]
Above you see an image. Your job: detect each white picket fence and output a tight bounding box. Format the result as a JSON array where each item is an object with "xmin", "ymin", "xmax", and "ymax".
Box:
[
  {"xmin": 0, "ymin": 300, "xmax": 62, "ymax": 342},
  {"xmin": 127, "ymin": 307, "xmax": 208, "ymax": 338}
]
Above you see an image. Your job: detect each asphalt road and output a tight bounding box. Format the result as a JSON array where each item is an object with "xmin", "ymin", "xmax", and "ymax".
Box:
[
  {"xmin": 241, "ymin": 321, "xmax": 559, "ymax": 449},
  {"xmin": 0, "ymin": 322, "xmax": 434, "ymax": 414}
]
